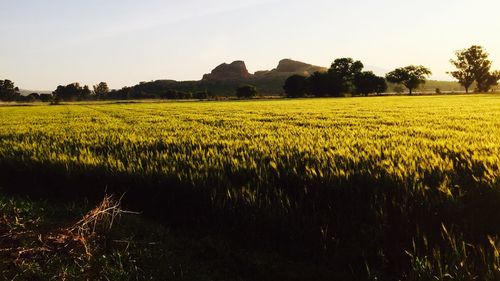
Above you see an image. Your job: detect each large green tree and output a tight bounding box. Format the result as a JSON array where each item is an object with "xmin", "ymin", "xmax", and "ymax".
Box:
[
  {"xmin": 328, "ymin": 58, "xmax": 364, "ymax": 95},
  {"xmin": 354, "ymin": 71, "xmax": 387, "ymax": 96},
  {"xmin": 449, "ymin": 45, "xmax": 500, "ymax": 93},
  {"xmin": 386, "ymin": 66, "xmax": 432, "ymax": 95}
]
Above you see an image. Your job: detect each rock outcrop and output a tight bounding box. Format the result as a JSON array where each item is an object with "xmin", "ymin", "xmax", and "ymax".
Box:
[
  {"xmin": 275, "ymin": 59, "xmax": 315, "ymax": 73},
  {"xmin": 202, "ymin": 61, "xmax": 252, "ymax": 81},
  {"xmin": 194, "ymin": 59, "xmax": 327, "ymax": 94},
  {"xmin": 202, "ymin": 59, "xmax": 326, "ymax": 81},
  {"xmin": 254, "ymin": 59, "xmax": 327, "ymax": 78}
]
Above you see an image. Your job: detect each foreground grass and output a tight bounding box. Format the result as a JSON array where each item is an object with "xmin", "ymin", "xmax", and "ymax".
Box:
[
  {"xmin": 0, "ymin": 193, "xmax": 339, "ymax": 281},
  {"xmin": 1, "ymin": 95, "xmax": 500, "ymax": 279},
  {"xmin": 0, "ymin": 193, "xmax": 175, "ymax": 280}
]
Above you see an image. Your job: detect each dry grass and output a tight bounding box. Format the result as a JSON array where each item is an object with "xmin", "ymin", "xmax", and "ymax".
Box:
[{"xmin": 0, "ymin": 194, "xmax": 128, "ymax": 265}]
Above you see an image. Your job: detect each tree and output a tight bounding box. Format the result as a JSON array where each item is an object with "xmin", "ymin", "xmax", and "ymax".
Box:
[
  {"xmin": 309, "ymin": 71, "xmax": 330, "ymax": 97},
  {"xmin": 27, "ymin": 93, "xmax": 40, "ymax": 101},
  {"xmin": 386, "ymin": 66, "xmax": 432, "ymax": 95},
  {"xmin": 236, "ymin": 85, "xmax": 258, "ymax": 98},
  {"xmin": 309, "ymin": 58, "xmax": 382, "ymax": 97},
  {"xmin": 93, "ymin": 82, "xmax": 110, "ymax": 99},
  {"xmin": 448, "ymin": 46, "xmax": 484, "ymax": 94},
  {"xmin": 81, "ymin": 85, "xmax": 91, "ymax": 100},
  {"xmin": 283, "ymin": 75, "xmax": 309, "ymax": 97},
  {"xmin": 53, "ymin": 85, "xmax": 65, "ymax": 100},
  {"xmin": 0, "ymin": 79, "xmax": 21, "ymax": 101},
  {"xmin": 53, "ymin": 83, "xmax": 92, "ymax": 101},
  {"xmin": 353, "ymin": 71, "xmax": 388, "ymax": 96},
  {"xmin": 477, "ymin": 70, "xmax": 500, "ymax": 93},
  {"xmin": 448, "ymin": 45, "xmax": 500, "ymax": 93},
  {"xmin": 374, "ymin": 76, "xmax": 388, "ymax": 95},
  {"xmin": 328, "ymin": 58, "xmax": 364, "ymax": 94},
  {"xmin": 39, "ymin": 94, "xmax": 53, "ymax": 102}
]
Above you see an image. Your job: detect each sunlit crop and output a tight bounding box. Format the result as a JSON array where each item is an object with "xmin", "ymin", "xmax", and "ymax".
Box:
[{"xmin": 1, "ymin": 95, "xmax": 500, "ymax": 279}]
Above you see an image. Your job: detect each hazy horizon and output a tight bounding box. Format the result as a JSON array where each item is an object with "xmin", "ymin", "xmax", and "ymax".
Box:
[{"xmin": 1, "ymin": 0, "xmax": 500, "ymax": 90}]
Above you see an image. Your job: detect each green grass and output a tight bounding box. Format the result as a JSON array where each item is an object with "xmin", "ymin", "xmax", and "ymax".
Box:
[
  {"xmin": 1, "ymin": 95, "xmax": 500, "ymax": 279},
  {"xmin": 0, "ymin": 194, "xmax": 339, "ymax": 280}
]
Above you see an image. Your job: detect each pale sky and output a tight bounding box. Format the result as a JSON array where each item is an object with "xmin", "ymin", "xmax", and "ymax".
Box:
[{"xmin": 1, "ymin": 0, "xmax": 500, "ymax": 90}]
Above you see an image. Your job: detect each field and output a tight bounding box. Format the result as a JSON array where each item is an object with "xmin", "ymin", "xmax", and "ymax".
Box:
[{"xmin": 1, "ymin": 95, "xmax": 500, "ymax": 279}]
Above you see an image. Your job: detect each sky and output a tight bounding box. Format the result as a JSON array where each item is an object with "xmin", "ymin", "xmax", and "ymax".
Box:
[{"xmin": 1, "ymin": 0, "xmax": 500, "ymax": 90}]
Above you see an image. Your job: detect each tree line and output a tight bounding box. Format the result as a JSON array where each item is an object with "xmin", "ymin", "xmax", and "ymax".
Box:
[
  {"xmin": 53, "ymin": 82, "xmax": 212, "ymax": 102},
  {"xmin": 284, "ymin": 45, "xmax": 499, "ymax": 97},
  {"xmin": 0, "ymin": 80, "xmax": 21, "ymax": 101},
  {"xmin": 1, "ymin": 45, "xmax": 499, "ymax": 102},
  {"xmin": 284, "ymin": 58, "xmax": 388, "ymax": 97},
  {"xmin": 283, "ymin": 61, "xmax": 436, "ymax": 97}
]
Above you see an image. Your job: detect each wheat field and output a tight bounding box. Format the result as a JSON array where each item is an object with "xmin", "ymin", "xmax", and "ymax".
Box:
[{"xmin": 1, "ymin": 95, "xmax": 500, "ymax": 279}]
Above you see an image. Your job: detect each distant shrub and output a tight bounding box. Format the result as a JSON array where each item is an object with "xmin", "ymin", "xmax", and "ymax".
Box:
[
  {"xmin": 194, "ymin": 91, "xmax": 209, "ymax": 100},
  {"xmin": 39, "ymin": 94, "xmax": 53, "ymax": 103},
  {"xmin": 49, "ymin": 97, "xmax": 61, "ymax": 105},
  {"xmin": 435, "ymin": 88, "xmax": 442, "ymax": 94},
  {"xmin": 236, "ymin": 85, "xmax": 258, "ymax": 99}
]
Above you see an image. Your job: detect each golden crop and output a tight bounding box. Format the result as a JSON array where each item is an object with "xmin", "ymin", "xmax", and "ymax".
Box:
[
  {"xmin": 2, "ymin": 95, "xmax": 500, "ymax": 277},
  {"xmin": 0, "ymin": 96, "xmax": 498, "ymax": 195}
]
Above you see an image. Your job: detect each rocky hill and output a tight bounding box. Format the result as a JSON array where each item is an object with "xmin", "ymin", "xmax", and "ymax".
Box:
[
  {"xmin": 133, "ymin": 59, "xmax": 327, "ymax": 96},
  {"xmin": 202, "ymin": 61, "xmax": 252, "ymax": 81},
  {"xmin": 201, "ymin": 58, "xmax": 326, "ymax": 82},
  {"xmin": 254, "ymin": 59, "xmax": 326, "ymax": 78}
]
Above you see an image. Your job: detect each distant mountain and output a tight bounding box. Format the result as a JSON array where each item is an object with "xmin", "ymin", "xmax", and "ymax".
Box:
[
  {"xmin": 248, "ymin": 59, "xmax": 326, "ymax": 95},
  {"xmin": 136, "ymin": 59, "xmax": 326, "ymax": 96},
  {"xmin": 253, "ymin": 59, "xmax": 327, "ymax": 78},
  {"xmin": 202, "ymin": 59, "xmax": 326, "ymax": 82},
  {"xmin": 203, "ymin": 61, "xmax": 252, "ymax": 81},
  {"xmin": 19, "ymin": 89, "xmax": 52, "ymax": 96}
]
